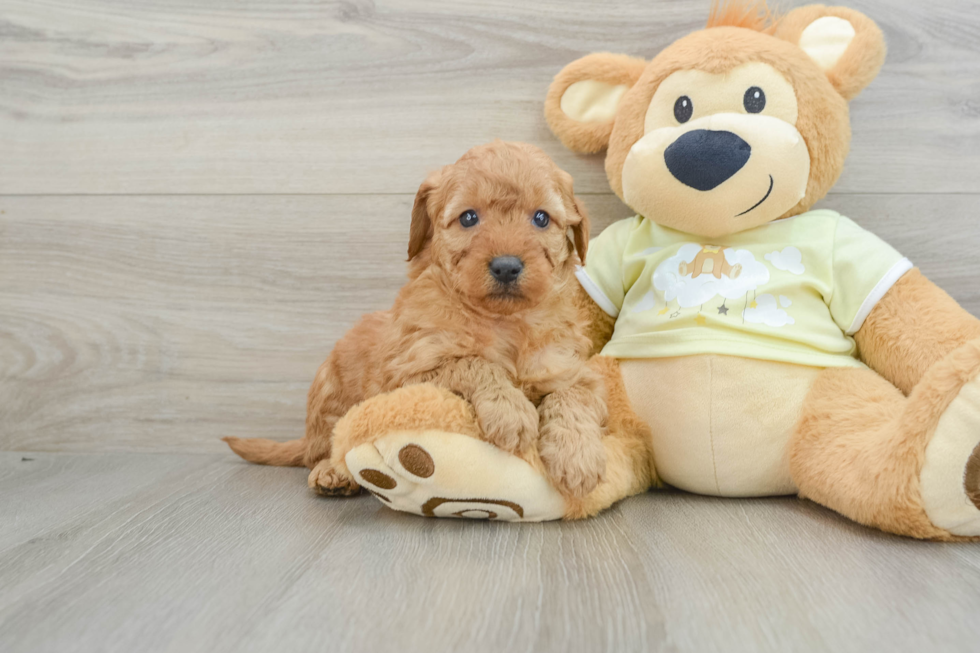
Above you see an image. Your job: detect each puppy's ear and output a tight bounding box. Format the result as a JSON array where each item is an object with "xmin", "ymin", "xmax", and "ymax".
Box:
[
  {"xmin": 570, "ymin": 197, "xmax": 590, "ymax": 263},
  {"xmin": 408, "ymin": 168, "xmax": 444, "ymax": 261},
  {"xmin": 545, "ymin": 53, "xmax": 647, "ymax": 154},
  {"xmin": 774, "ymin": 6, "xmax": 886, "ymax": 101},
  {"xmin": 557, "ymin": 170, "xmax": 590, "ymax": 262}
]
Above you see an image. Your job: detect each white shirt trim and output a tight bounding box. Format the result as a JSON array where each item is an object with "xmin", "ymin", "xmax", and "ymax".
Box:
[
  {"xmin": 846, "ymin": 257, "xmax": 913, "ymax": 335},
  {"xmin": 575, "ymin": 265, "xmax": 619, "ymax": 317}
]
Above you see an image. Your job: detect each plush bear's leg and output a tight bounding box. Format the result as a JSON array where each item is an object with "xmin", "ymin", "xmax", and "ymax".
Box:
[
  {"xmin": 331, "ymin": 357, "xmax": 655, "ymax": 521},
  {"xmin": 334, "ymin": 384, "xmax": 568, "ymax": 521},
  {"xmin": 790, "ymin": 340, "xmax": 980, "ymax": 540}
]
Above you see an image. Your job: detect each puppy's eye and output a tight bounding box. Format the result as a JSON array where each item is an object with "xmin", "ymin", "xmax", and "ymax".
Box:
[
  {"xmin": 458, "ymin": 210, "xmax": 479, "ymax": 228},
  {"xmin": 532, "ymin": 210, "xmax": 550, "ymax": 229},
  {"xmin": 673, "ymin": 96, "xmax": 693, "ymax": 123},
  {"xmin": 743, "ymin": 87, "xmax": 766, "ymax": 113}
]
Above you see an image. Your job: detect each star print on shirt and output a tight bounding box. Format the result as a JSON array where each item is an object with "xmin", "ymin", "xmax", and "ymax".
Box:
[{"xmin": 718, "ymin": 304, "xmax": 729, "ymax": 315}]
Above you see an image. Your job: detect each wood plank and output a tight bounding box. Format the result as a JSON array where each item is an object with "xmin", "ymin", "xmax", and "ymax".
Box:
[
  {"xmin": 2, "ymin": 0, "xmax": 979, "ymax": 194},
  {"xmin": 0, "ymin": 451, "xmax": 215, "ymax": 552},
  {"xmin": 2, "ymin": 193, "xmax": 978, "ymax": 453},
  {"xmin": 618, "ymin": 493, "xmax": 980, "ymax": 653},
  {"xmin": 1, "ymin": 452, "xmax": 978, "ymax": 653}
]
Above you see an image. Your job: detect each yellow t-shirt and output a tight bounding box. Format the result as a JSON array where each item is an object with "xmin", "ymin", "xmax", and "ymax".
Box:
[{"xmin": 576, "ymin": 210, "xmax": 912, "ymax": 368}]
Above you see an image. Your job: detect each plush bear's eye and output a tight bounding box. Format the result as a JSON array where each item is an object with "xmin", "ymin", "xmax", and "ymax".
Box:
[
  {"xmin": 532, "ymin": 210, "xmax": 550, "ymax": 228},
  {"xmin": 459, "ymin": 210, "xmax": 479, "ymax": 228},
  {"xmin": 743, "ymin": 87, "xmax": 766, "ymax": 113},
  {"xmin": 673, "ymin": 96, "xmax": 693, "ymax": 123}
]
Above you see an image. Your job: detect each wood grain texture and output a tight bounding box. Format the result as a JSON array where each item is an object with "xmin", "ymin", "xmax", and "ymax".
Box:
[
  {"xmin": 3, "ymin": 193, "xmax": 978, "ymax": 453},
  {"xmin": 1, "ymin": 452, "xmax": 978, "ymax": 653},
  {"xmin": 2, "ymin": 0, "xmax": 979, "ymax": 194}
]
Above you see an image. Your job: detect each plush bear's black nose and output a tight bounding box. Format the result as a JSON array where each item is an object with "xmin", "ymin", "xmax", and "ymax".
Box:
[
  {"xmin": 664, "ymin": 129, "xmax": 751, "ymax": 191},
  {"xmin": 489, "ymin": 256, "xmax": 524, "ymax": 284}
]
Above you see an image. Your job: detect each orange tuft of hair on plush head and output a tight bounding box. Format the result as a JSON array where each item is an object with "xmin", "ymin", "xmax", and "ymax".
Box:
[{"xmin": 706, "ymin": 0, "xmax": 779, "ymax": 32}]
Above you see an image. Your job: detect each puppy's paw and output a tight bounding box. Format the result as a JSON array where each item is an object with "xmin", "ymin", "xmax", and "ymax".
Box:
[
  {"xmin": 539, "ymin": 413, "xmax": 606, "ymax": 499},
  {"xmin": 308, "ymin": 459, "xmax": 361, "ymax": 497},
  {"xmin": 473, "ymin": 389, "xmax": 539, "ymax": 454}
]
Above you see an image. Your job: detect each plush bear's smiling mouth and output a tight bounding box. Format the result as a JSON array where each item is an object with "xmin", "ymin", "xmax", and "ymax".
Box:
[{"xmin": 736, "ymin": 175, "xmax": 775, "ymax": 217}]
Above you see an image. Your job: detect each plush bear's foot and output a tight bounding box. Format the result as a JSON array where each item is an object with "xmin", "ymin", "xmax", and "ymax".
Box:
[
  {"xmin": 344, "ymin": 430, "xmax": 566, "ymax": 522},
  {"xmin": 308, "ymin": 460, "xmax": 361, "ymax": 497},
  {"xmin": 920, "ymin": 374, "xmax": 980, "ymax": 537}
]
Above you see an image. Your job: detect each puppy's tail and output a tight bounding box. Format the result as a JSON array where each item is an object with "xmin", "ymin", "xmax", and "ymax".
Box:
[{"xmin": 222, "ymin": 436, "xmax": 306, "ymax": 467}]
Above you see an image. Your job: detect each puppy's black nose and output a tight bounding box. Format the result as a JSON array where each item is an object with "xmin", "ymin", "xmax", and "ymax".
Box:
[
  {"xmin": 489, "ymin": 256, "xmax": 524, "ymax": 284},
  {"xmin": 664, "ymin": 129, "xmax": 751, "ymax": 191}
]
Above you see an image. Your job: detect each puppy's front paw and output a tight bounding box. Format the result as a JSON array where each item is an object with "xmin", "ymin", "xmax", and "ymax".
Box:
[
  {"xmin": 473, "ymin": 389, "xmax": 539, "ymax": 454},
  {"xmin": 539, "ymin": 413, "xmax": 606, "ymax": 498},
  {"xmin": 308, "ymin": 459, "xmax": 361, "ymax": 497}
]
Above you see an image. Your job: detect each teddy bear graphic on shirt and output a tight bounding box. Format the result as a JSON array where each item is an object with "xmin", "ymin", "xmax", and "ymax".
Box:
[{"xmin": 631, "ymin": 242, "xmax": 801, "ymax": 328}]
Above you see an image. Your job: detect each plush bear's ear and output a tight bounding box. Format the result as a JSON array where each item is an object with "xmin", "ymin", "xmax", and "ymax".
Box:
[
  {"xmin": 774, "ymin": 5, "xmax": 886, "ymax": 101},
  {"xmin": 545, "ymin": 53, "xmax": 647, "ymax": 154}
]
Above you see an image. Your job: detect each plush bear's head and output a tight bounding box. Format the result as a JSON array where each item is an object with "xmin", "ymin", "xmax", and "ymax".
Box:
[{"xmin": 545, "ymin": 2, "xmax": 886, "ymax": 238}]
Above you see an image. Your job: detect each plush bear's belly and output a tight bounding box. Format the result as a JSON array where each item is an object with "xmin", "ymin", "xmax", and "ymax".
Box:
[{"xmin": 619, "ymin": 355, "xmax": 823, "ymax": 497}]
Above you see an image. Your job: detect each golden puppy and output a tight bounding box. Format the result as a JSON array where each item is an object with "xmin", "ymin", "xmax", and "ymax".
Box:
[{"xmin": 225, "ymin": 141, "xmax": 607, "ymax": 498}]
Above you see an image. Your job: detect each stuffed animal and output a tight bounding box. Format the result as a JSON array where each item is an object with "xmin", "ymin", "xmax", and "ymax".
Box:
[{"xmin": 339, "ymin": 1, "xmax": 980, "ymax": 539}]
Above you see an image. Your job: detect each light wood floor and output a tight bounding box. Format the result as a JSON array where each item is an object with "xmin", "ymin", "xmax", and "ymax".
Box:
[
  {"xmin": 2, "ymin": 1, "xmax": 980, "ymax": 651},
  {"xmin": 3, "ymin": 452, "xmax": 980, "ymax": 653}
]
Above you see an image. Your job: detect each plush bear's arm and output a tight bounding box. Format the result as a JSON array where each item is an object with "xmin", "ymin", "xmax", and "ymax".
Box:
[
  {"xmin": 855, "ymin": 268, "xmax": 980, "ymax": 394},
  {"xmin": 573, "ymin": 280, "xmax": 616, "ymax": 356}
]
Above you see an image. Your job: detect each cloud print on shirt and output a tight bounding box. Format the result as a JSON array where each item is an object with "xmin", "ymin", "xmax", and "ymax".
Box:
[
  {"xmin": 765, "ymin": 246, "xmax": 805, "ymax": 275},
  {"xmin": 744, "ymin": 293, "xmax": 795, "ymax": 327},
  {"xmin": 652, "ymin": 244, "xmax": 770, "ymax": 309}
]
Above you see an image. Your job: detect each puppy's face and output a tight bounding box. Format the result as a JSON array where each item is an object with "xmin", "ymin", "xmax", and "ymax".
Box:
[{"xmin": 408, "ymin": 142, "xmax": 589, "ymax": 316}]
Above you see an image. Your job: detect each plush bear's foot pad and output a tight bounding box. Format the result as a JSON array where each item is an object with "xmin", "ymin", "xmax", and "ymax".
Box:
[
  {"xmin": 966, "ymin": 445, "xmax": 980, "ymax": 511},
  {"xmin": 345, "ymin": 430, "xmax": 566, "ymax": 522},
  {"xmin": 921, "ymin": 375, "xmax": 980, "ymax": 536}
]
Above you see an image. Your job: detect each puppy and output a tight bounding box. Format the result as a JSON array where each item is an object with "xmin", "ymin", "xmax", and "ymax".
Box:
[{"xmin": 225, "ymin": 141, "xmax": 607, "ymax": 498}]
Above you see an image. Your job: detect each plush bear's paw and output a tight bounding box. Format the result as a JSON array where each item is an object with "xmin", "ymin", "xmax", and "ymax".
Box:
[
  {"xmin": 473, "ymin": 389, "xmax": 539, "ymax": 454},
  {"xmin": 539, "ymin": 414, "xmax": 606, "ymax": 498},
  {"xmin": 345, "ymin": 430, "xmax": 566, "ymax": 522},
  {"xmin": 920, "ymin": 374, "xmax": 980, "ymax": 537},
  {"xmin": 308, "ymin": 460, "xmax": 361, "ymax": 497}
]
